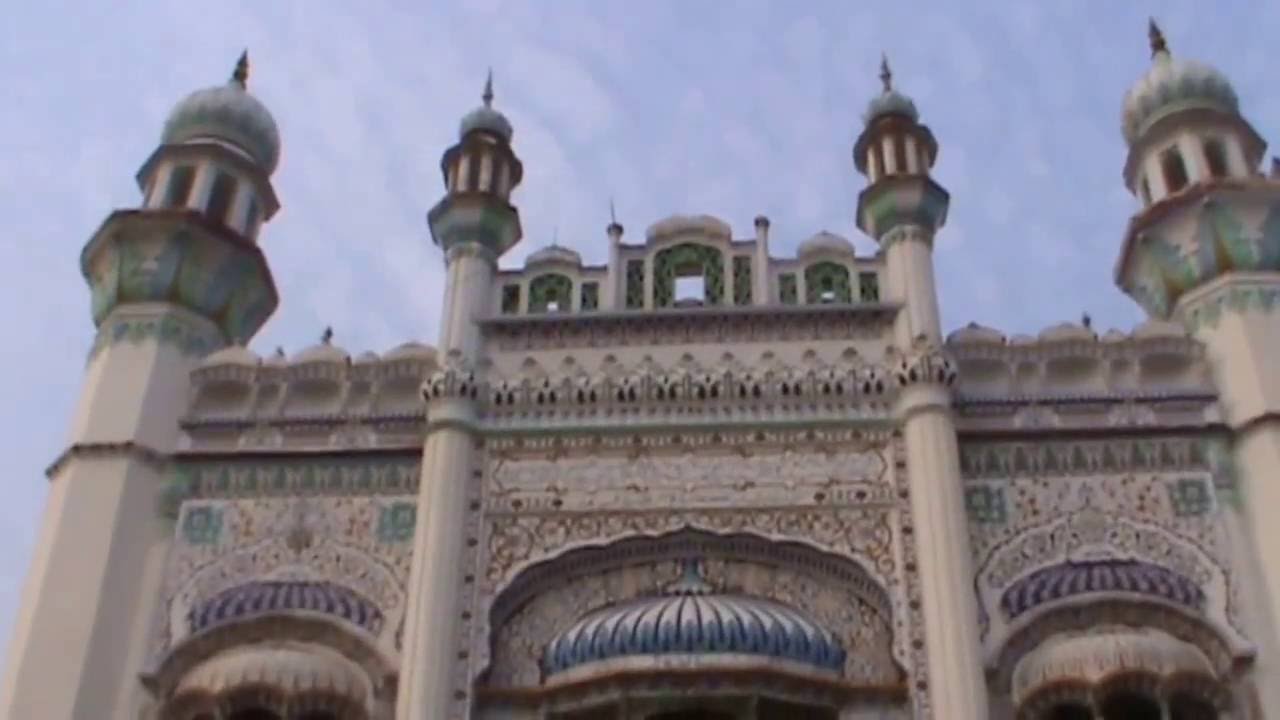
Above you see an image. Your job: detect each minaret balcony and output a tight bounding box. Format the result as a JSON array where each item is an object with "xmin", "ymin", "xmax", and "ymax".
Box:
[
  {"xmin": 427, "ymin": 192, "xmax": 522, "ymax": 258},
  {"xmin": 1116, "ymin": 178, "xmax": 1280, "ymax": 321},
  {"xmin": 855, "ymin": 174, "xmax": 950, "ymax": 241},
  {"xmin": 80, "ymin": 208, "xmax": 278, "ymax": 344}
]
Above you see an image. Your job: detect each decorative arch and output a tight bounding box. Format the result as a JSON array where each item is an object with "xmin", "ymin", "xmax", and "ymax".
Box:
[
  {"xmin": 475, "ymin": 528, "xmax": 904, "ymax": 695},
  {"xmin": 974, "ymin": 509, "xmax": 1248, "ymax": 657},
  {"xmin": 163, "ymin": 533, "xmax": 405, "ymax": 655},
  {"xmin": 804, "ymin": 261, "xmax": 852, "ymax": 304},
  {"xmin": 143, "ymin": 614, "xmax": 398, "ymax": 718},
  {"xmin": 528, "ymin": 272, "xmax": 573, "ymax": 313},
  {"xmin": 653, "ymin": 242, "xmax": 724, "ymax": 306}
]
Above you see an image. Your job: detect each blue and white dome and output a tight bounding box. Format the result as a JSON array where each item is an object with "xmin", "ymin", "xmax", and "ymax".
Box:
[
  {"xmin": 1121, "ymin": 22, "xmax": 1239, "ymax": 145},
  {"xmin": 161, "ymin": 52, "xmax": 282, "ymax": 173},
  {"xmin": 542, "ymin": 562, "xmax": 846, "ymax": 677},
  {"xmin": 459, "ymin": 71, "xmax": 513, "ymax": 142}
]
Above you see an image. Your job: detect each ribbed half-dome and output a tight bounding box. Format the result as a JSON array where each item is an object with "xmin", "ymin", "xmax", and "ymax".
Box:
[
  {"xmin": 162, "ymin": 53, "xmax": 281, "ymax": 173},
  {"xmin": 542, "ymin": 562, "xmax": 846, "ymax": 676}
]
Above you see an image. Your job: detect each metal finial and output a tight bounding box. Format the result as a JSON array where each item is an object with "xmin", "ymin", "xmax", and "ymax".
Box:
[
  {"xmin": 321, "ymin": 326, "xmax": 334, "ymax": 345},
  {"xmin": 551, "ymin": 226, "xmax": 559, "ymax": 247},
  {"xmin": 609, "ymin": 198, "xmax": 617, "ymax": 225},
  {"xmin": 232, "ymin": 50, "xmax": 250, "ymax": 87},
  {"xmin": 879, "ymin": 53, "xmax": 893, "ymax": 93},
  {"xmin": 1148, "ymin": 18, "xmax": 1169, "ymax": 57},
  {"xmin": 482, "ymin": 68, "xmax": 494, "ymax": 108}
]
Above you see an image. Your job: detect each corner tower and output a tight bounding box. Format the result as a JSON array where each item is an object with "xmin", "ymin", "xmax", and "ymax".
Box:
[
  {"xmin": 0, "ymin": 53, "xmax": 281, "ymax": 718},
  {"xmin": 1114, "ymin": 21, "xmax": 1280, "ymax": 704},
  {"xmin": 398, "ymin": 73, "xmax": 524, "ymax": 720},
  {"xmin": 854, "ymin": 58, "xmax": 989, "ymax": 718}
]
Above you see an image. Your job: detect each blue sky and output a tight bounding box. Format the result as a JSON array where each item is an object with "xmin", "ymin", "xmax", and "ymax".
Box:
[{"xmin": 0, "ymin": 0, "xmax": 1276, "ymax": 659}]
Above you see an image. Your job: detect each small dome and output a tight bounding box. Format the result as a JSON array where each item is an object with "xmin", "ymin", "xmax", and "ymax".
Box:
[
  {"xmin": 526, "ymin": 244, "xmax": 582, "ymax": 268},
  {"xmin": 161, "ymin": 52, "xmax": 282, "ymax": 173},
  {"xmin": 1038, "ymin": 322, "xmax": 1095, "ymax": 343},
  {"xmin": 1132, "ymin": 318, "xmax": 1188, "ymax": 341},
  {"xmin": 797, "ymin": 231, "xmax": 855, "ymax": 258},
  {"xmin": 383, "ymin": 341, "xmax": 437, "ymax": 363},
  {"xmin": 353, "ymin": 350, "xmax": 381, "ymax": 364},
  {"xmin": 948, "ymin": 323, "xmax": 1006, "ymax": 346},
  {"xmin": 294, "ymin": 342, "xmax": 349, "ymax": 365},
  {"xmin": 864, "ymin": 56, "xmax": 919, "ymax": 125},
  {"xmin": 1121, "ymin": 23, "xmax": 1239, "ymax": 145},
  {"xmin": 543, "ymin": 562, "xmax": 845, "ymax": 677},
  {"xmin": 459, "ymin": 71, "xmax": 513, "ymax": 142},
  {"xmin": 199, "ymin": 343, "xmax": 260, "ymax": 369}
]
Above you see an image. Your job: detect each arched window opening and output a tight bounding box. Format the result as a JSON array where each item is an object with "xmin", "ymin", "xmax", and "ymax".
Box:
[
  {"xmin": 1099, "ymin": 691, "xmax": 1161, "ymax": 720},
  {"xmin": 164, "ymin": 165, "xmax": 197, "ymax": 208},
  {"xmin": 1043, "ymin": 702, "xmax": 1093, "ymax": 720},
  {"xmin": 1161, "ymin": 147, "xmax": 1190, "ymax": 193},
  {"xmin": 1203, "ymin": 138, "xmax": 1229, "ymax": 179},
  {"xmin": 804, "ymin": 262, "xmax": 852, "ymax": 304},
  {"xmin": 1140, "ymin": 176, "xmax": 1153, "ymax": 205},
  {"xmin": 646, "ymin": 711, "xmax": 735, "ymax": 720},
  {"xmin": 893, "ymin": 136, "xmax": 908, "ymax": 175},
  {"xmin": 528, "ymin": 273, "xmax": 573, "ymax": 314},
  {"xmin": 206, "ymin": 170, "xmax": 238, "ymax": 226},
  {"xmin": 227, "ymin": 709, "xmax": 281, "ymax": 720},
  {"xmin": 653, "ymin": 243, "xmax": 724, "ymax": 307},
  {"xmin": 1170, "ymin": 694, "xmax": 1218, "ymax": 720}
]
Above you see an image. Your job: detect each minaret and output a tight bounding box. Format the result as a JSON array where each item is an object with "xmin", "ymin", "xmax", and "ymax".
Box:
[
  {"xmin": 1115, "ymin": 21, "xmax": 1280, "ymax": 706},
  {"xmin": 399, "ymin": 72, "xmax": 523, "ymax": 720},
  {"xmin": 853, "ymin": 57, "xmax": 989, "ymax": 718},
  {"xmin": 0, "ymin": 53, "xmax": 281, "ymax": 718},
  {"xmin": 605, "ymin": 199, "xmax": 624, "ymax": 309}
]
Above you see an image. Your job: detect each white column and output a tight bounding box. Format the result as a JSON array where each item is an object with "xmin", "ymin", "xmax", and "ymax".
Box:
[
  {"xmin": 0, "ymin": 305, "xmax": 216, "ymax": 719},
  {"xmin": 753, "ymin": 217, "xmax": 770, "ymax": 305},
  {"xmin": 438, "ymin": 245, "xmax": 496, "ymax": 355},
  {"xmin": 898, "ymin": 384, "xmax": 989, "ymax": 719},
  {"xmin": 605, "ymin": 225, "xmax": 623, "ymax": 310},
  {"xmin": 395, "ymin": 402, "xmax": 478, "ymax": 720},
  {"xmin": 884, "ymin": 222, "xmax": 988, "ymax": 718},
  {"xmin": 400, "ymin": 238, "xmax": 494, "ymax": 719}
]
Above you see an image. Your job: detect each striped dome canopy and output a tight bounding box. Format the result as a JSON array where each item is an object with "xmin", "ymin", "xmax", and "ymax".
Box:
[{"xmin": 542, "ymin": 561, "xmax": 846, "ymax": 677}]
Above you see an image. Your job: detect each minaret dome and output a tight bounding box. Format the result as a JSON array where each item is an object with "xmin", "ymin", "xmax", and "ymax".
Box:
[{"xmin": 160, "ymin": 51, "xmax": 282, "ymax": 174}]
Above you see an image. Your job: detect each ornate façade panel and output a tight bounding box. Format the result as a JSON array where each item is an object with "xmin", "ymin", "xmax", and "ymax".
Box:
[
  {"xmin": 958, "ymin": 434, "xmax": 1251, "ymax": 679},
  {"xmin": 453, "ymin": 428, "xmax": 936, "ymax": 718},
  {"xmin": 146, "ymin": 454, "xmax": 421, "ymax": 669}
]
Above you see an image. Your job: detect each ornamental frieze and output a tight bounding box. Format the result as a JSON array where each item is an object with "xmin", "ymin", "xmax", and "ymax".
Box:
[{"xmin": 479, "ymin": 302, "xmax": 900, "ymax": 352}]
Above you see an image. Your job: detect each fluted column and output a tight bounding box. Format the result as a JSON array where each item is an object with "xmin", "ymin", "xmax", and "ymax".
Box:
[
  {"xmin": 396, "ymin": 386, "xmax": 480, "ymax": 720},
  {"xmin": 884, "ymin": 224, "xmax": 987, "ymax": 718}
]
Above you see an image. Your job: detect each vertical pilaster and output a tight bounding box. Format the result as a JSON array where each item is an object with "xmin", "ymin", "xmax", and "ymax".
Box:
[
  {"xmin": 395, "ymin": 397, "xmax": 478, "ymax": 720},
  {"xmin": 753, "ymin": 216, "xmax": 770, "ymax": 305}
]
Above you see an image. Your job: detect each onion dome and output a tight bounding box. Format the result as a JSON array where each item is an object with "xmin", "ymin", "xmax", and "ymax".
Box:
[
  {"xmin": 1121, "ymin": 20, "xmax": 1239, "ymax": 145},
  {"xmin": 161, "ymin": 51, "xmax": 282, "ymax": 173},
  {"xmin": 863, "ymin": 54, "xmax": 919, "ymax": 125},
  {"xmin": 797, "ymin": 231, "xmax": 855, "ymax": 258},
  {"xmin": 542, "ymin": 561, "xmax": 846, "ymax": 677},
  {"xmin": 459, "ymin": 70, "xmax": 513, "ymax": 141},
  {"xmin": 526, "ymin": 244, "xmax": 583, "ymax": 268}
]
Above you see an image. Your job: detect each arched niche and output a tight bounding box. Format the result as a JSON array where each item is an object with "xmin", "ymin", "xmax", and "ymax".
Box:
[
  {"xmin": 474, "ymin": 529, "xmax": 905, "ymax": 700},
  {"xmin": 144, "ymin": 615, "xmax": 398, "ymax": 720},
  {"xmin": 803, "ymin": 261, "xmax": 853, "ymax": 304},
  {"xmin": 528, "ymin": 272, "xmax": 574, "ymax": 313},
  {"xmin": 653, "ymin": 243, "xmax": 725, "ymax": 307}
]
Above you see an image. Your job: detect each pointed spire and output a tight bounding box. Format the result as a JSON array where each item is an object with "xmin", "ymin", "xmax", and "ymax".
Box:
[
  {"xmin": 231, "ymin": 49, "xmax": 250, "ymax": 88},
  {"xmin": 1148, "ymin": 18, "xmax": 1169, "ymax": 58},
  {"xmin": 609, "ymin": 198, "xmax": 617, "ymax": 225},
  {"xmin": 879, "ymin": 53, "xmax": 893, "ymax": 93},
  {"xmin": 482, "ymin": 68, "xmax": 495, "ymax": 108},
  {"xmin": 607, "ymin": 197, "xmax": 624, "ymax": 237}
]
